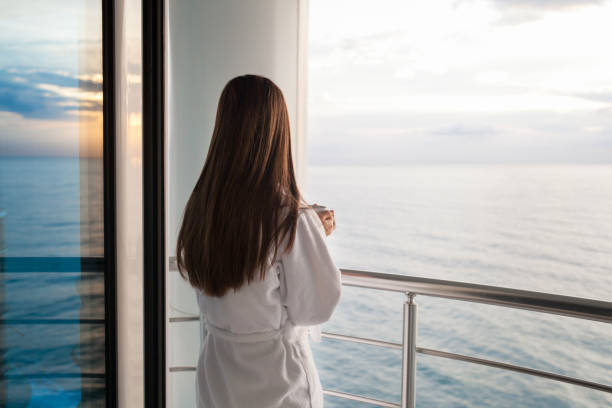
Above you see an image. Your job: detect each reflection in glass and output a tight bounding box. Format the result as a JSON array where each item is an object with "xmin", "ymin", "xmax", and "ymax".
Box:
[{"xmin": 0, "ymin": 1, "xmax": 105, "ymax": 406}]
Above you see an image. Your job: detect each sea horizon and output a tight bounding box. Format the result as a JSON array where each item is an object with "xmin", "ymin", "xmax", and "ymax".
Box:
[{"xmin": 1, "ymin": 157, "xmax": 611, "ymax": 407}]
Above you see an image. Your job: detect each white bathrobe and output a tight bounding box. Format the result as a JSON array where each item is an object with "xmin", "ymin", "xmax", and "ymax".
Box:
[{"xmin": 195, "ymin": 207, "xmax": 342, "ymax": 408}]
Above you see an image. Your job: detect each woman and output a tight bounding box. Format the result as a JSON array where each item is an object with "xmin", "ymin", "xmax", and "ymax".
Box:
[{"xmin": 176, "ymin": 74, "xmax": 341, "ymax": 408}]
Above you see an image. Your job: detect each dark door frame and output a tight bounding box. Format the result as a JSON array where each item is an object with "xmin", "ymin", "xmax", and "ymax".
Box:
[
  {"xmin": 142, "ymin": 0, "xmax": 167, "ymax": 407},
  {"xmin": 102, "ymin": 0, "xmax": 118, "ymax": 406}
]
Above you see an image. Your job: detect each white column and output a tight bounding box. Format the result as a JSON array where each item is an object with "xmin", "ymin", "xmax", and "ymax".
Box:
[{"xmin": 168, "ymin": 0, "xmax": 309, "ymax": 255}]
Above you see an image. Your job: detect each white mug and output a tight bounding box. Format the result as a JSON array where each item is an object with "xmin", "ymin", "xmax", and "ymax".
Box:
[{"xmin": 311, "ymin": 204, "xmax": 328, "ymax": 214}]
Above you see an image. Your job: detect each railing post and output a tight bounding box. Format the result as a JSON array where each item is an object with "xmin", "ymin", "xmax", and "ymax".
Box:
[{"xmin": 401, "ymin": 293, "xmax": 417, "ymax": 408}]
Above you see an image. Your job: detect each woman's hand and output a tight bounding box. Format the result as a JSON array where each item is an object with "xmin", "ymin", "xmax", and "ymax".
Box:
[{"xmin": 317, "ymin": 209, "xmax": 336, "ymax": 236}]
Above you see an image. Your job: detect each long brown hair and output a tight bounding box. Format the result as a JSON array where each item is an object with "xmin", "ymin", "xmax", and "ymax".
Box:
[{"xmin": 176, "ymin": 75, "xmax": 303, "ymax": 296}]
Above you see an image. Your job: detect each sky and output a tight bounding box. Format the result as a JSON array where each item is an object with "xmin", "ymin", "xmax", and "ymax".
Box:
[
  {"xmin": 0, "ymin": 0, "xmax": 102, "ymax": 157},
  {"xmin": 1, "ymin": 0, "xmax": 611, "ymax": 162},
  {"xmin": 307, "ymin": 0, "xmax": 612, "ymax": 164}
]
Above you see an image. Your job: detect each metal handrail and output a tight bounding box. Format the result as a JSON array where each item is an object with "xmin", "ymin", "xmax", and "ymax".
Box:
[
  {"xmin": 167, "ymin": 264, "xmax": 612, "ymax": 407},
  {"xmin": 340, "ymin": 269, "xmax": 612, "ymax": 323}
]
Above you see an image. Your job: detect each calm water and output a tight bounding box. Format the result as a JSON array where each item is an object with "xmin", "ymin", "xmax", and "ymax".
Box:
[
  {"xmin": 307, "ymin": 165, "xmax": 612, "ymax": 407},
  {"xmin": 2, "ymin": 158, "xmax": 611, "ymax": 407},
  {"xmin": 0, "ymin": 157, "xmax": 105, "ymax": 407}
]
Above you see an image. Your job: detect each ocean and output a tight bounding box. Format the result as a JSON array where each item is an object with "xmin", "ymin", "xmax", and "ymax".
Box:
[
  {"xmin": 306, "ymin": 164, "xmax": 612, "ymax": 407},
  {"xmin": 1, "ymin": 158, "xmax": 611, "ymax": 407},
  {"xmin": 0, "ymin": 157, "xmax": 105, "ymax": 407}
]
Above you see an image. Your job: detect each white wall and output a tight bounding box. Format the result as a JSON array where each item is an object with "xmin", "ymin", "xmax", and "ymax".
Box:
[{"xmin": 167, "ymin": 1, "xmax": 308, "ymax": 406}]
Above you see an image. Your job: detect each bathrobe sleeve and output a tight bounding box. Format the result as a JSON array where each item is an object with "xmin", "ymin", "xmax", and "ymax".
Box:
[{"xmin": 280, "ymin": 208, "xmax": 342, "ymax": 327}]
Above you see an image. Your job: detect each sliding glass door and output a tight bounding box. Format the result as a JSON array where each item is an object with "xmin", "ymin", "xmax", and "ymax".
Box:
[{"xmin": 0, "ymin": 1, "xmax": 115, "ymax": 406}]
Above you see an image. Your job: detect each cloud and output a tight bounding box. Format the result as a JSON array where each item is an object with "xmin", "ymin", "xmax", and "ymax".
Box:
[
  {"xmin": 307, "ymin": 110, "xmax": 612, "ymax": 164},
  {"xmin": 0, "ymin": 68, "xmax": 101, "ymax": 119},
  {"xmin": 572, "ymin": 91, "xmax": 612, "ymax": 104},
  {"xmin": 429, "ymin": 125, "xmax": 499, "ymax": 140},
  {"xmin": 483, "ymin": 0, "xmax": 609, "ymax": 24},
  {"xmin": 0, "ymin": 111, "xmax": 79, "ymax": 157},
  {"xmin": 489, "ymin": 0, "xmax": 605, "ymax": 11}
]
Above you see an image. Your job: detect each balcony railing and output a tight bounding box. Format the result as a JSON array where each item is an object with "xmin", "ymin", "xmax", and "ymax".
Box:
[{"xmin": 168, "ymin": 259, "xmax": 612, "ymax": 408}]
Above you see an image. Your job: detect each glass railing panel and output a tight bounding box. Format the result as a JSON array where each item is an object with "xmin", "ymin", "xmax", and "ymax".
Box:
[
  {"xmin": 313, "ymin": 339, "xmax": 402, "ymax": 406},
  {"xmin": 416, "ymin": 297, "xmax": 612, "ymax": 387},
  {"xmin": 321, "ymin": 286, "xmax": 405, "ymax": 344},
  {"xmin": 414, "ymin": 353, "xmax": 612, "ymax": 408}
]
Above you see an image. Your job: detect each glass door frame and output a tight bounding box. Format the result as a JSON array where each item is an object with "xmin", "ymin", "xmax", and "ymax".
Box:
[
  {"xmin": 142, "ymin": 0, "xmax": 167, "ymax": 407},
  {"xmin": 102, "ymin": 0, "xmax": 118, "ymax": 406}
]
